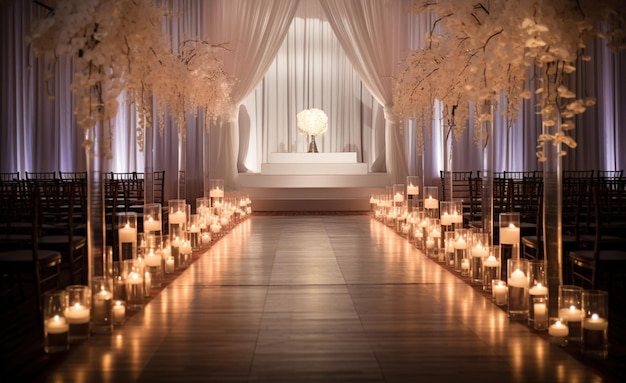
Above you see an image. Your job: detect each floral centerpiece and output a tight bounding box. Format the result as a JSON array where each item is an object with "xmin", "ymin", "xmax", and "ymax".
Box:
[{"xmin": 296, "ymin": 108, "xmax": 328, "ymax": 153}]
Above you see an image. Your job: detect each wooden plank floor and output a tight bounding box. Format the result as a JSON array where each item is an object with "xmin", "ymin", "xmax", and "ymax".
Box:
[{"xmin": 8, "ymin": 216, "xmax": 626, "ymax": 382}]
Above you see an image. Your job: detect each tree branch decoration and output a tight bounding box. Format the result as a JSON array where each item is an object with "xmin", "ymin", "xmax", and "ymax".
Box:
[
  {"xmin": 28, "ymin": 0, "xmax": 234, "ymax": 156},
  {"xmin": 393, "ymin": 0, "xmax": 625, "ymax": 159}
]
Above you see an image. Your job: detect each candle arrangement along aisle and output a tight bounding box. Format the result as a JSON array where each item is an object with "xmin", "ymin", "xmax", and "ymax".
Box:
[{"xmin": 369, "ymin": 181, "xmax": 611, "ymax": 359}]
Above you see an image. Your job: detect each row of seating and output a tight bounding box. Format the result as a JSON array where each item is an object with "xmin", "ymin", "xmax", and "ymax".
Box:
[{"xmin": 0, "ymin": 171, "xmax": 166, "ymax": 319}]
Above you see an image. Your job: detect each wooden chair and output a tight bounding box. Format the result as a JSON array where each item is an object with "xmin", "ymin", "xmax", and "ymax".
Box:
[
  {"xmin": 0, "ymin": 184, "xmax": 62, "ymax": 317},
  {"xmin": 563, "ymin": 170, "xmax": 594, "ymax": 180},
  {"xmin": 0, "ymin": 172, "xmax": 20, "ymax": 181},
  {"xmin": 153, "ymin": 170, "xmax": 165, "ymax": 205},
  {"xmin": 503, "ymin": 171, "xmax": 535, "ymax": 180},
  {"xmin": 596, "ymin": 170, "xmax": 622, "ymax": 179},
  {"xmin": 38, "ymin": 181, "xmax": 87, "ymax": 285},
  {"xmin": 568, "ymin": 182, "xmax": 626, "ymax": 297},
  {"xmin": 59, "ymin": 171, "xmax": 87, "ymax": 181},
  {"xmin": 25, "ymin": 171, "xmax": 57, "ymax": 181}
]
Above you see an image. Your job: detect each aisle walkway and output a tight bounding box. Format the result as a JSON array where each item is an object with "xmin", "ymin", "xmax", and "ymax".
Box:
[{"xmin": 46, "ymin": 216, "xmax": 607, "ymax": 382}]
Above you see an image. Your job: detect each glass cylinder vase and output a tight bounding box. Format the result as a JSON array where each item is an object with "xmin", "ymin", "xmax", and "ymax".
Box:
[
  {"xmin": 558, "ymin": 285, "xmax": 584, "ymax": 343},
  {"xmin": 90, "ymin": 276, "xmax": 113, "ymax": 334},
  {"xmin": 507, "ymin": 258, "xmax": 529, "ymax": 320},
  {"xmin": 118, "ymin": 212, "xmax": 138, "ymax": 261},
  {"xmin": 528, "ymin": 260, "xmax": 548, "ymax": 330},
  {"xmin": 483, "ymin": 245, "xmax": 501, "ymax": 292},
  {"xmin": 43, "ymin": 291, "xmax": 69, "ymax": 354},
  {"xmin": 582, "ymin": 290, "xmax": 609, "ymax": 359}
]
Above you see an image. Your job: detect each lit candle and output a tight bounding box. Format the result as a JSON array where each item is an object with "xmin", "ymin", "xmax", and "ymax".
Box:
[
  {"xmin": 534, "ymin": 302, "xmax": 547, "ymax": 323},
  {"xmin": 559, "ymin": 305, "xmax": 583, "ymax": 322},
  {"xmin": 65, "ymin": 303, "xmax": 90, "ymax": 324},
  {"xmin": 45, "ymin": 315, "xmax": 69, "ymax": 334},
  {"xmin": 494, "ymin": 281, "xmax": 507, "ymax": 305},
  {"xmin": 454, "ymin": 237, "xmax": 467, "ymax": 250},
  {"xmin": 180, "ymin": 240, "xmax": 192, "ymax": 255},
  {"xmin": 461, "ymin": 258, "xmax": 470, "ymax": 271},
  {"xmin": 144, "ymin": 250, "xmax": 162, "ymax": 267},
  {"xmin": 220, "ymin": 216, "xmax": 230, "ymax": 226},
  {"xmin": 112, "ymin": 301, "xmax": 126, "ymax": 323},
  {"xmin": 430, "ymin": 228, "xmax": 441, "ymax": 238},
  {"xmin": 483, "ymin": 254, "xmax": 499, "ymax": 267},
  {"xmin": 471, "ymin": 243, "xmax": 488, "ymax": 258},
  {"xmin": 211, "ymin": 223, "xmax": 221, "ymax": 233},
  {"xmin": 426, "ymin": 238, "xmax": 434, "ymax": 249},
  {"xmin": 440, "ymin": 213, "xmax": 452, "ymax": 226},
  {"xmin": 583, "ymin": 314, "xmax": 608, "ymax": 331},
  {"xmin": 169, "ymin": 210, "xmax": 186, "ymax": 224},
  {"xmin": 201, "ymin": 233, "xmax": 211, "ymax": 244},
  {"xmin": 451, "ymin": 211, "xmax": 463, "ymax": 224},
  {"xmin": 445, "ymin": 239, "xmax": 454, "ymax": 253},
  {"xmin": 144, "ymin": 217, "xmax": 161, "ymax": 232},
  {"xmin": 189, "ymin": 224, "xmax": 201, "ymax": 233},
  {"xmin": 549, "ymin": 320, "xmax": 569, "ymax": 337},
  {"xmin": 407, "ymin": 184, "xmax": 419, "ymax": 195},
  {"xmin": 424, "ymin": 196, "xmax": 438, "ymax": 209},
  {"xmin": 393, "ymin": 192, "xmax": 404, "ymax": 203},
  {"xmin": 165, "ymin": 257, "xmax": 175, "ymax": 273},
  {"xmin": 118, "ymin": 223, "xmax": 137, "ymax": 244},
  {"xmin": 209, "ymin": 188, "xmax": 224, "ymax": 198},
  {"xmin": 500, "ymin": 223, "xmax": 520, "ymax": 244},
  {"xmin": 529, "ymin": 283, "xmax": 548, "ymax": 296},
  {"xmin": 127, "ymin": 271, "xmax": 143, "ymax": 285},
  {"xmin": 508, "ymin": 268, "xmax": 528, "ymax": 288}
]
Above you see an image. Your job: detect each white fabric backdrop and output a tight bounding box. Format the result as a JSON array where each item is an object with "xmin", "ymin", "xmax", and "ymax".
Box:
[
  {"xmin": 239, "ymin": 0, "xmax": 383, "ymax": 173},
  {"xmin": 2, "ymin": 0, "xmax": 625, "ymax": 203}
]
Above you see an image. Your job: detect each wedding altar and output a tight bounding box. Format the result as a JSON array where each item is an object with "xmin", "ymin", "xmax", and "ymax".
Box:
[{"xmin": 240, "ymin": 152, "xmax": 387, "ymax": 211}]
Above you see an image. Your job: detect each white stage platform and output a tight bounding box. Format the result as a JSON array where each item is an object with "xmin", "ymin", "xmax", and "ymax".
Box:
[
  {"xmin": 269, "ymin": 152, "xmax": 357, "ymax": 163},
  {"xmin": 241, "ymin": 152, "xmax": 388, "ymax": 211}
]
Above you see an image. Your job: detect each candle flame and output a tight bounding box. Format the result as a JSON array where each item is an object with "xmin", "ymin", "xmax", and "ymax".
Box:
[
  {"xmin": 570, "ymin": 305, "xmax": 576, "ymax": 312},
  {"xmin": 555, "ymin": 320, "xmax": 562, "ymax": 326},
  {"xmin": 592, "ymin": 313, "xmax": 599, "ymax": 320}
]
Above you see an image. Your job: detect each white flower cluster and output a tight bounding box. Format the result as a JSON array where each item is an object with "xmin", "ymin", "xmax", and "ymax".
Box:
[
  {"xmin": 393, "ymin": 0, "xmax": 625, "ymax": 159},
  {"xmin": 28, "ymin": 0, "xmax": 233, "ymax": 154},
  {"xmin": 296, "ymin": 108, "xmax": 329, "ymax": 137}
]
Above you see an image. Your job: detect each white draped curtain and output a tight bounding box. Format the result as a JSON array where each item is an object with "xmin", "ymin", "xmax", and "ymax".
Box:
[
  {"xmin": 319, "ymin": 0, "xmax": 410, "ymax": 184},
  {"xmin": 239, "ymin": 0, "xmax": 384, "ymax": 173},
  {"xmin": 2, "ymin": 0, "xmax": 625, "ymax": 202},
  {"xmin": 202, "ymin": 0, "xmax": 300, "ymax": 191}
]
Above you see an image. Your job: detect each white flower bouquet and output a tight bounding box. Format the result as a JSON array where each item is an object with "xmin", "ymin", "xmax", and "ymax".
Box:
[{"xmin": 296, "ymin": 108, "xmax": 328, "ymax": 137}]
